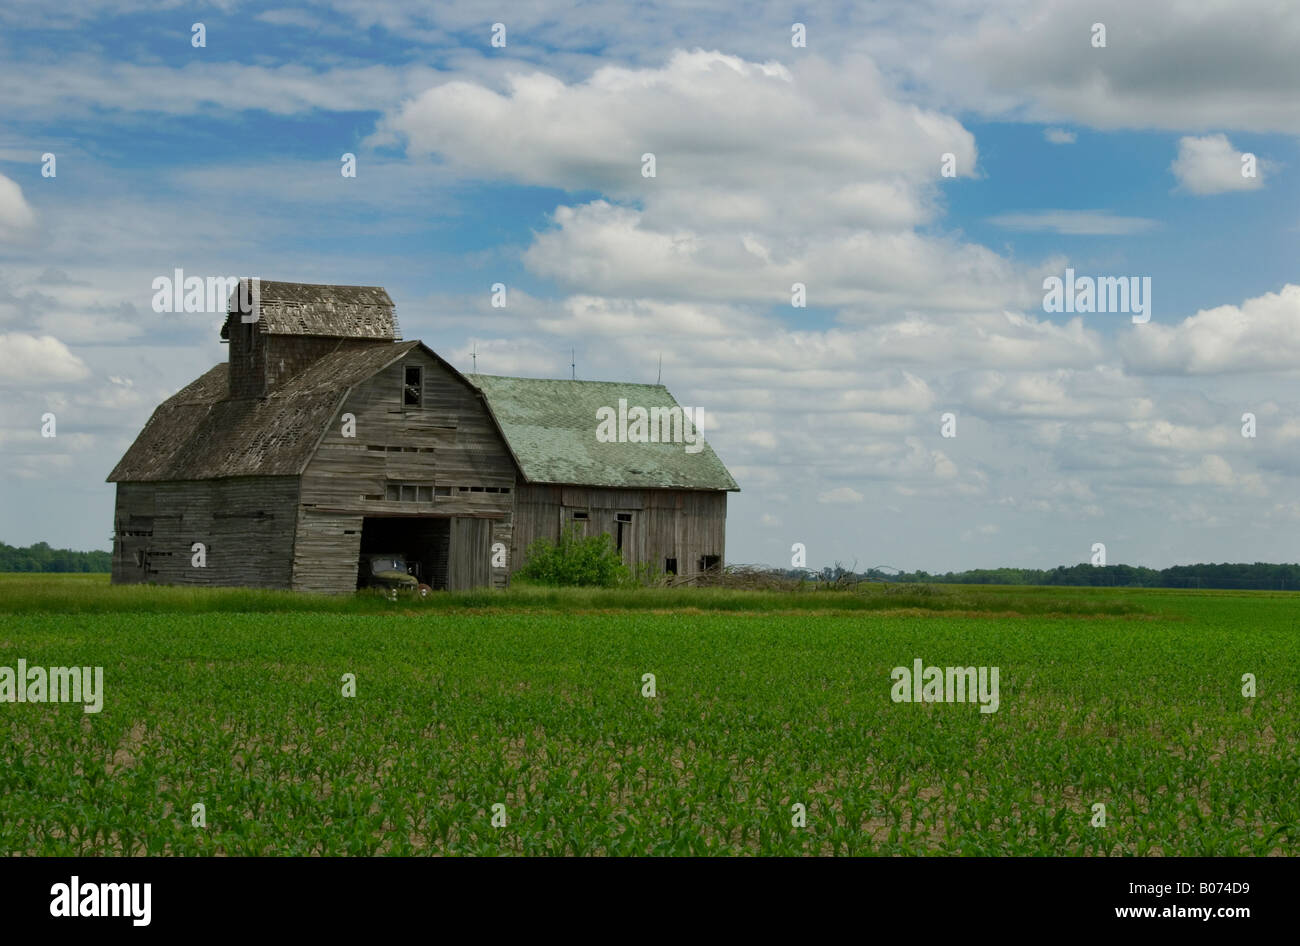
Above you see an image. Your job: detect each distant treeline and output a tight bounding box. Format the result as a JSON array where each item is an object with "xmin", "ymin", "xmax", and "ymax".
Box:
[
  {"xmin": 794, "ymin": 562, "xmax": 1300, "ymax": 590},
  {"xmin": 0, "ymin": 541, "xmax": 112, "ymax": 573},
  {"xmin": 6, "ymin": 537, "xmax": 1300, "ymax": 589}
]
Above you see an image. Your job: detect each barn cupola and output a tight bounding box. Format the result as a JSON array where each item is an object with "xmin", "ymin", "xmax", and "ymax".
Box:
[{"xmin": 221, "ymin": 280, "xmax": 400, "ymax": 399}]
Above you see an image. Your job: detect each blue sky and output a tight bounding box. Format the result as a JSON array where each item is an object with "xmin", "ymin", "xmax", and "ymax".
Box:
[{"xmin": 3, "ymin": 0, "xmax": 1299, "ymax": 571}]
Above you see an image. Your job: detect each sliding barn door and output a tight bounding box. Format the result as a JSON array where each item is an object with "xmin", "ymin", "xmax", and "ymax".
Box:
[{"xmin": 447, "ymin": 517, "xmax": 493, "ymax": 590}]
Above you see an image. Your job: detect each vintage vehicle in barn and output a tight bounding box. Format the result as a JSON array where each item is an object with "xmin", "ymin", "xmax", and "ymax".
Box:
[{"xmin": 360, "ymin": 553, "xmax": 420, "ymax": 593}]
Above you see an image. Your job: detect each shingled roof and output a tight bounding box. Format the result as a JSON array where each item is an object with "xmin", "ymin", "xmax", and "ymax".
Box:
[
  {"xmin": 108, "ymin": 341, "xmax": 421, "ymax": 482},
  {"xmin": 467, "ymin": 375, "xmax": 738, "ymax": 491},
  {"xmin": 219, "ymin": 280, "xmax": 398, "ymax": 340}
]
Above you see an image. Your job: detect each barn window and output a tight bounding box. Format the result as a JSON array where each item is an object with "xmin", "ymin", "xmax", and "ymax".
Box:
[
  {"xmin": 403, "ymin": 365, "xmax": 423, "ymax": 406},
  {"xmin": 400, "ymin": 485, "xmax": 417, "ymax": 502},
  {"xmin": 571, "ymin": 511, "xmax": 588, "ymax": 521},
  {"xmin": 615, "ymin": 513, "xmax": 632, "ymax": 523},
  {"xmin": 698, "ymin": 555, "xmax": 720, "ymax": 572},
  {"xmin": 665, "ymin": 558, "xmax": 678, "ymax": 576},
  {"xmin": 417, "ymin": 486, "xmax": 433, "ymax": 502},
  {"xmin": 615, "ymin": 512, "xmax": 632, "ymax": 551},
  {"xmin": 434, "ymin": 487, "xmax": 451, "ymax": 497},
  {"xmin": 385, "ymin": 484, "xmax": 400, "ymax": 501}
]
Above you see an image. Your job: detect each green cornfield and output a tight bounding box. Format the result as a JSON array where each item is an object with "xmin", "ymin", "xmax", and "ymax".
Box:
[{"xmin": 1, "ymin": 574, "xmax": 1296, "ymax": 855}]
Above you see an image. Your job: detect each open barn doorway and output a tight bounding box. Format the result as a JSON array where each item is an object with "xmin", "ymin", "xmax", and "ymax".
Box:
[{"xmin": 357, "ymin": 516, "xmax": 450, "ymax": 591}]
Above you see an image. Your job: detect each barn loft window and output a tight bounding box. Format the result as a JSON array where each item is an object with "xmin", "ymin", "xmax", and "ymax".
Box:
[
  {"xmin": 382, "ymin": 483, "xmax": 437, "ymax": 503},
  {"xmin": 403, "ymin": 365, "xmax": 423, "ymax": 406}
]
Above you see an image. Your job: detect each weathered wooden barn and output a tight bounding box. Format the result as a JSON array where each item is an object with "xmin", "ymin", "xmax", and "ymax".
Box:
[{"xmin": 107, "ymin": 280, "xmax": 738, "ymax": 593}]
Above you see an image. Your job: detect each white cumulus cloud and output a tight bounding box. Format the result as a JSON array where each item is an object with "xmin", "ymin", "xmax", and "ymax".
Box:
[
  {"xmin": 0, "ymin": 333, "xmax": 89, "ymax": 384},
  {"xmin": 0, "ymin": 172, "xmax": 36, "ymax": 236},
  {"xmin": 1171, "ymin": 134, "xmax": 1264, "ymax": 194}
]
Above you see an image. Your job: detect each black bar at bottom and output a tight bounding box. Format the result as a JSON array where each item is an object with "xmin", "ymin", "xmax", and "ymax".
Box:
[{"xmin": 0, "ymin": 856, "xmax": 1286, "ymax": 933}]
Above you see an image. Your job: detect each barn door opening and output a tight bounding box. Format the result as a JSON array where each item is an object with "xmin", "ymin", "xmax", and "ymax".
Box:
[
  {"xmin": 357, "ymin": 516, "xmax": 450, "ymax": 591},
  {"xmin": 615, "ymin": 511, "xmax": 634, "ymax": 561}
]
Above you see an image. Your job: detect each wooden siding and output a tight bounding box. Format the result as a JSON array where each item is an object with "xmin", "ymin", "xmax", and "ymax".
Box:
[
  {"xmin": 512, "ymin": 485, "xmax": 726, "ymax": 579},
  {"xmin": 448, "ymin": 517, "xmax": 493, "ymax": 590},
  {"xmin": 291, "ymin": 506, "xmax": 363, "ymax": 594},
  {"xmin": 294, "ymin": 348, "xmax": 516, "ymax": 592},
  {"xmin": 225, "ymin": 316, "xmax": 267, "ymax": 399},
  {"xmin": 111, "ymin": 477, "xmax": 299, "ymax": 588}
]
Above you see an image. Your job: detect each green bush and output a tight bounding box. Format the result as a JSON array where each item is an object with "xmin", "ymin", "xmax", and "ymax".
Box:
[{"xmin": 515, "ymin": 525, "xmax": 632, "ymax": 587}]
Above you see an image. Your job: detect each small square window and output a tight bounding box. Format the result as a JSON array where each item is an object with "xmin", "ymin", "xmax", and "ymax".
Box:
[
  {"xmin": 434, "ymin": 486, "xmax": 451, "ymax": 497},
  {"xmin": 385, "ymin": 485, "xmax": 400, "ymax": 501},
  {"xmin": 417, "ymin": 486, "xmax": 433, "ymax": 502},
  {"xmin": 401, "ymin": 485, "xmax": 417, "ymax": 502}
]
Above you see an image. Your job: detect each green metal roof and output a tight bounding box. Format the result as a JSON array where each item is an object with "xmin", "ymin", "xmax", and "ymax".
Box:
[{"xmin": 467, "ymin": 374, "xmax": 739, "ymax": 491}]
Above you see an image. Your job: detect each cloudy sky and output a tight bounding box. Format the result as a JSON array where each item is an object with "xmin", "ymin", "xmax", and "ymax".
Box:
[{"xmin": 2, "ymin": 0, "xmax": 1298, "ymax": 571}]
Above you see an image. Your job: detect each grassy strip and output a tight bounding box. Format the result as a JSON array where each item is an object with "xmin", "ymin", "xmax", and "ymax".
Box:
[{"xmin": 0, "ymin": 572, "xmax": 1155, "ymax": 617}]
